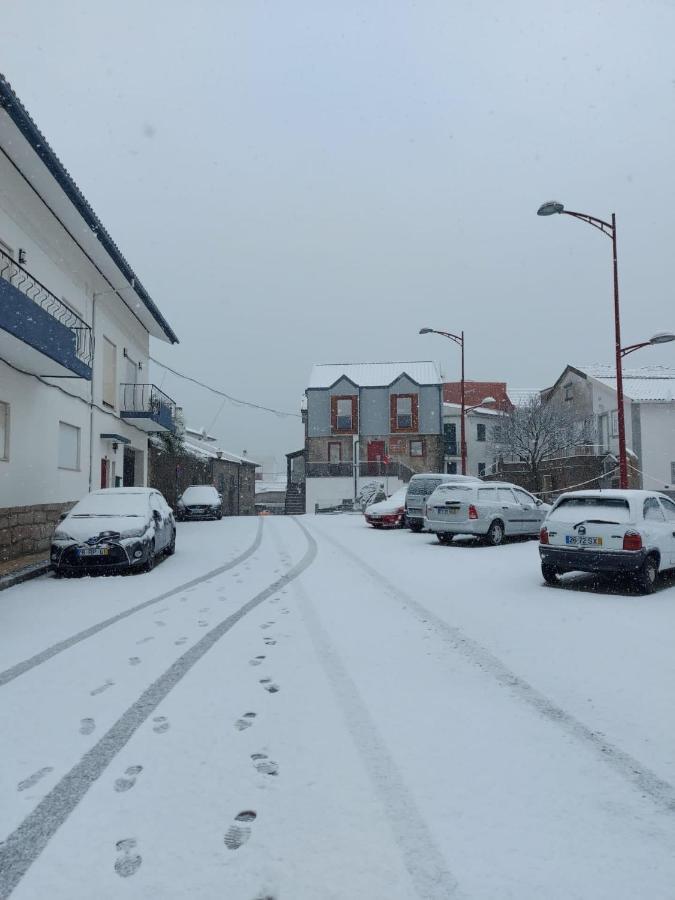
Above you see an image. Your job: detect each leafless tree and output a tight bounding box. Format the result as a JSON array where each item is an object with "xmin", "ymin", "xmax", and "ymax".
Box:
[{"xmin": 490, "ymin": 396, "xmax": 596, "ymax": 491}]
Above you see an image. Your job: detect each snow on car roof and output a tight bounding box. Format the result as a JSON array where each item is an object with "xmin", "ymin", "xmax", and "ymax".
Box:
[
  {"xmin": 555, "ymin": 489, "xmax": 665, "ymax": 500},
  {"xmin": 308, "ymin": 361, "xmax": 441, "ymax": 388}
]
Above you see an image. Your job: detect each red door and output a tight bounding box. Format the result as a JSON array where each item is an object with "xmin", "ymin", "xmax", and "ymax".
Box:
[{"xmin": 367, "ymin": 440, "xmax": 385, "ymax": 475}]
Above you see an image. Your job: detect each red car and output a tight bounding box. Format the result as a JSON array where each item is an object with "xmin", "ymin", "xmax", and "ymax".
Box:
[{"xmin": 364, "ymin": 487, "xmax": 407, "ymax": 529}]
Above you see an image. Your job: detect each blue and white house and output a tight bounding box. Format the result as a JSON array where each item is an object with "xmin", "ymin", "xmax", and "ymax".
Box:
[{"xmin": 0, "ymin": 74, "xmax": 179, "ymax": 561}]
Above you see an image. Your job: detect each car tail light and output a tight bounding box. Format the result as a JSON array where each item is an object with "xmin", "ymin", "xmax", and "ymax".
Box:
[
  {"xmin": 540, "ymin": 526, "xmax": 549, "ymax": 545},
  {"xmin": 468, "ymin": 504, "xmax": 478, "ymax": 520},
  {"xmin": 623, "ymin": 530, "xmax": 643, "ymax": 551}
]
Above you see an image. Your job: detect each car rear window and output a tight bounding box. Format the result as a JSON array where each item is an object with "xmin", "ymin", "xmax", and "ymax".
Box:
[
  {"xmin": 407, "ymin": 478, "xmax": 443, "ymax": 496},
  {"xmin": 182, "ymin": 486, "xmax": 219, "ymax": 504},
  {"xmin": 547, "ymin": 496, "xmax": 631, "ymax": 523}
]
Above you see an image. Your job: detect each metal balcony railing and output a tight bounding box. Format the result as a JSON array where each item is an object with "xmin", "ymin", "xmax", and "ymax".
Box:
[
  {"xmin": 306, "ymin": 461, "xmax": 414, "ymax": 481},
  {"xmin": 0, "ymin": 244, "xmax": 93, "ymax": 367},
  {"xmin": 120, "ymin": 383, "xmax": 177, "ymax": 431}
]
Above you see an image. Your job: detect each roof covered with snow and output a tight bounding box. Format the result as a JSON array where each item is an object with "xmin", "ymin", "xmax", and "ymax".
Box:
[
  {"xmin": 184, "ymin": 440, "xmax": 260, "ymax": 467},
  {"xmin": 308, "ymin": 361, "xmax": 441, "ymax": 389},
  {"xmin": 508, "ymin": 389, "xmax": 542, "ymax": 406},
  {"xmin": 580, "ymin": 365, "xmax": 675, "ymax": 401},
  {"xmin": 443, "ymin": 381, "xmax": 513, "ymax": 411}
]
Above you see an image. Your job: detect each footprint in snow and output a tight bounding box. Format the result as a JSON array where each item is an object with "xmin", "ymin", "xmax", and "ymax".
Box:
[
  {"xmin": 79, "ymin": 717, "xmax": 96, "ymax": 735},
  {"xmin": 260, "ymin": 678, "xmax": 280, "ymax": 694},
  {"xmin": 263, "ymin": 638, "xmax": 277, "ymax": 646},
  {"xmin": 251, "ymin": 752, "xmax": 279, "ymax": 776},
  {"xmin": 17, "ymin": 766, "xmax": 53, "ymax": 791},
  {"xmin": 128, "ymin": 657, "xmax": 141, "ymax": 666},
  {"xmin": 199, "ymin": 607, "xmax": 210, "ymax": 613},
  {"xmin": 154, "ymin": 621, "xmax": 166, "ymax": 628},
  {"xmin": 281, "ymin": 609, "xmax": 290, "ymax": 615},
  {"xmin": 234, "ymin": 712, "xmax": 257, "ymax": 731},
  {"xmin": 114, "ymin": 765, "xmax": 143, "ymax": 793},
  {"xmin": 153, "ymin": 716, "xmax": 170, "ymax": 734},
  {"xmin": 249, "ymin": 656, "xmax": 266, "ymax": 666},
  {"xmin": 198, "ymin": 620, "xmax": 209, "ymax": 628},
  {"xmin": 90, "ymin": 679, "xmax": 114, "ymax": 696},
  {"xmin": 224, "ymin": 811, "xmax": 256, "ymax": 850},
  {"xmin": 179, "ymin": 596, "xmax": 189, "ymax": 603},
  {"xmin": 115, "ymin": 838, "xmax": 142, "ymax": 878},
  {"xmin": 174, "ymin": 636, "xmax": 188, "ymax": 646},
  {"xmin": 137, "ymin": 636, "xmax": 154, "ymax": 644}
]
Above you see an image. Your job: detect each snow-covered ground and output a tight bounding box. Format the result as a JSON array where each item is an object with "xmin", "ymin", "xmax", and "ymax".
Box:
[{"xmin": 1, "ymin": 514, "xmax": 675, "ymax": 899}]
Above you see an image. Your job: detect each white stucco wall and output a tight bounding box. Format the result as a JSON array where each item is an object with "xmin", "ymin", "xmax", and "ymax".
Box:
[
  {"xmin": 637, "ymin": 402, "xmax": 675, "ymax": 489},
  {"xmin": 443, "ymin": 407, "xmax": 499, "ymax": 476},
  {"xmin": 306, "ymin": 475, "xmax": 404, "ymax": 512}
]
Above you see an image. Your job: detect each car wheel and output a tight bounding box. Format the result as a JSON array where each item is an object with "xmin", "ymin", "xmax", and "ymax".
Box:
[
  {"xmin": 635, "ymin": 555, "xmax": 658, "ymax": 595},
  {"xmin": 142, "ymin": 540, "xmax": 156, "ymax": 573},
  {"xmin": 437, "ymin": 533, "xmax": 452, "ymax": 545},
  {"xmin": 165, "ymin": 529, "xmax": 176, "ymax": 556},
  {"xmin": 485, "ymin": 520, "xmax": 504, "ymax": 546},
  {"xmin": 409, "ymin": 521, "xmax": 423, "ymax": 533},
  {"xmin": 541, "ymin": 564, "xmax": 559, "ymax": 585}
]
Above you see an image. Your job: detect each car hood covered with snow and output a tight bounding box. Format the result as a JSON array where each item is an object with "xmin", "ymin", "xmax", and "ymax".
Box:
[{"xmin": 56, "ymin": 514, "xmax": 151, "ymax": 542}]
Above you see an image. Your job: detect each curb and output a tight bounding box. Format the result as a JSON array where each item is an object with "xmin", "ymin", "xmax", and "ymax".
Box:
[{"xmin": 0, "ymin": 561, "xmax": 51, "ymax": 593}]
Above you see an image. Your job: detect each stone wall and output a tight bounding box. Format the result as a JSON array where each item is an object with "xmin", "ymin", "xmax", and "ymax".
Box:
[{"xmin": 0, "ymin": 501, "xmax": 74, "ymax": 562}]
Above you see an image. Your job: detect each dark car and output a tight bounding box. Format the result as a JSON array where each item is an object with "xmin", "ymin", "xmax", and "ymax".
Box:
[
  {"xmin": 176, "ymin": 485, "xmax": 223, "ymax": 520},
  {"xmin": 50, "ymin": 488, "xmax": 176, "ymax": 576}
]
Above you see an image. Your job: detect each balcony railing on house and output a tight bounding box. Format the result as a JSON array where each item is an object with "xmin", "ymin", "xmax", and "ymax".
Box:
[
  {"xmin": 0, "ymin": 245, "xmax": 93, "ymax": 379},
  {"xmin": 120, "ymin": 383, "xmax": 177, "ymax": 433},
  {"xmin": 306, "ymin": 461, "xmax": 414, "ymax": 481}
]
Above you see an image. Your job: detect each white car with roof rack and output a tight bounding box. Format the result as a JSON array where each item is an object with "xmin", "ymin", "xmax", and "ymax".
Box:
[
  {"xmin": 424, "ymin": 480, "xmax": 550, "ymax": 545},
  {"xmin": 539, "ymin": 489, "xmax": 675, "ymax": 593}
]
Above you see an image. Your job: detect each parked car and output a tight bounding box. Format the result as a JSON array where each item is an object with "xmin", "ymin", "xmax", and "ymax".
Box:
[
  {"xmin": 424, "ymin": 480, "xmax": 550, "ymax": 545},
  {"xmin": 539, "ymin": 489, "xmax": 675, "ymax": 593},
  {"xmin": 405, "ymin": 473, "xmax": 481, "ymax": 532},
  {"xmin": 176, "ymin": 485, "xmax": 223, "ymax": 520},
  {"xmin": 51, "ymin": 488, "xmax": 176, "ymax": 576},
  {"xmin": 364, "ymin": 486, "xmax": 408, "ymax": 528}
]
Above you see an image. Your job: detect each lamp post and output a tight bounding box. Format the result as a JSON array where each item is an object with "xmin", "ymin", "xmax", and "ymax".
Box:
[
  {"xmin": 537, "ymin": 202, "xmax": 632, "ymax": 485},
  {"xmin": 419, "ymin": 327, "xmax": 467, "ymax": 474}
]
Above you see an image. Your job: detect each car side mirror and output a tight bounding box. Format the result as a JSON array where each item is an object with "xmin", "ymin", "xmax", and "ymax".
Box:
[
  {"xmin": 58, "ymin": 512, "xmax": 68, "ymax": 521},
  {"xmin": 153, "ymin": 510, "xmax": 161, "ymax": 522},
  {"xmin": 535, "ymin": 499, "xmax": 543, "ymax": 507}
]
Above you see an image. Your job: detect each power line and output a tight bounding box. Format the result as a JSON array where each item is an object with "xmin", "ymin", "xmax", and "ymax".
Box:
[{"xmin": 149, "ymin": 357, "xmax": 302, "ymax": 419}]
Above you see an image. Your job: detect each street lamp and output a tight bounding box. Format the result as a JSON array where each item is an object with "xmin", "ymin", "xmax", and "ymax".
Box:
[
  {"xmin": 419, "ymin": 327, "xmax": 467, "ymax": 474},
  {"xmin": 621, "ymin": 332, "xmax": 675, "ymax": 357},
  {"xmin": 537, "ymin": 201, "xmax": 633, "ymax": 485}
]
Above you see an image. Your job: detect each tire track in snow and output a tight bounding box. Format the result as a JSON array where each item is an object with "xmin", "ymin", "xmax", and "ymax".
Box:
[
  {"xmin": 0, "ymin": 519, "xmax": 315, "ymax": 900},
  {"xmin": 0, "ymin": 520, "xmax": 263, "ymax": 690},
  {"xmin": 311, "ymin": 522, "xmax": 675, "ymax": 817},
  {"xmin": 272, "ymin": 521, "xmax": 462, "ymax": 900}
]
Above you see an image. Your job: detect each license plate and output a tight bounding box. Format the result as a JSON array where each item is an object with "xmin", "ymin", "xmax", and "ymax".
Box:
[
  {"xmin": 78, "ymin": 547, "xmax": 110, "ymax": 557},
  {"xmin": 565, "ymin": 536, "xmax": 603, "ymax": 547},
  {"xmin": 435, "ymin": 507, "xmax": 457, "ymax": 515}
]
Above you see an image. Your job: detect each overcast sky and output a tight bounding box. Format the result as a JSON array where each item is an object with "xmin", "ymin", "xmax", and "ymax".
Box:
[{"xmin": 2, "ymin": 0, "xmax": 674, "ymax": 472}]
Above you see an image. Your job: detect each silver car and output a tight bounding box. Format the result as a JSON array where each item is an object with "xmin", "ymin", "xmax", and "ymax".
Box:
[
  {"xmin": 405, "ymin": 473, "xmax": 481, "ymax": 532},
  {"xmin": 424, "ymin": 481, "xmax": 549, "ymax": 545}
]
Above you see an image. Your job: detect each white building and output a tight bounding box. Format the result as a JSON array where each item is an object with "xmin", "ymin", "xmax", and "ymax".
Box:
[
  {"xmin": 442, "ymin": 402, "xmax": 502, "ymax": 477},
  {"xmin": 0, "ymin": 74, "xmax": 178, "ymax": 562}
]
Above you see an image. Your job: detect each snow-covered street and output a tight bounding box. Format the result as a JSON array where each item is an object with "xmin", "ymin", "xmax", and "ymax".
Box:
[{"xmin": 2, "ymin": 514, "xmax": 675, "ymax": 900}]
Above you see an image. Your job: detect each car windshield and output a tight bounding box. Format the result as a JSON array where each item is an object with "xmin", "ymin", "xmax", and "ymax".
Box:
[
  {"xmin": 407, "ymin": 478, "xmax": 443, "ymax": 495},
  {"xmin": 182, "ymin": 486, "xmax": 219, "ymax": 504},
  {"xmin": 69, "ymin": 493, "xmax": 149, "ymax": 518},
  {"xmin": 547, "ymin": 497, "xmax": 631, "ymax": 523}
]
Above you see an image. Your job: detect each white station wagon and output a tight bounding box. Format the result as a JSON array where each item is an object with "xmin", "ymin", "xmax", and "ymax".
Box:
[
  {"xmin": 424, "ymin": 480, "xmax": 549, "ymax": 545},
  {"xmin": 539, "ymin": 489, "xmax": 675, "ymax": 593}
]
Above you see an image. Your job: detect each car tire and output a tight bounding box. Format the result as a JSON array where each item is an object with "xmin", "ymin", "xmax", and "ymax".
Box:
[
  {"xmin": 142, "ymin": 540, "xmax": 156, "ymax": 573},
  {"xmin": 635, "ymin": 555, "xmax": 658, "ymax": 595},
  {"xmin": 437, "ymin": 533, "xmax": 453, "ymax": 545},
  {"xmin": 216, "ymin": 512, "xmax": 223, "ymax": 520},
  {"xmin": 409, "ymin": 521, "xmax": 423, "ymax": 533},
  {"xmin": 485, "ymin": 519, "xmax": 505, "ymax": 546},
  {"xmin": 165, "ymin": 529, "xmax": 176, "ymax": 556},
  {"xmin": 541, "ymin": 564, "xmax": 559, "ymax": 585}
]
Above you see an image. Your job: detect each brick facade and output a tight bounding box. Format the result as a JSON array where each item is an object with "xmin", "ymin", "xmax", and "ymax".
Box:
[{"xmin": 0, "ymin": 501, "xmax": 74, "ymax": 563}]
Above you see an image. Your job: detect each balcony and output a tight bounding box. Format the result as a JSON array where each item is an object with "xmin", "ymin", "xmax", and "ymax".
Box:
[
  {"xmin": 0, "ymin": 245, "xmax": 93, "ymax": 379},
  {"xmin": 120, "ymin": 383, "xmax": 177, "ymax": 433},
  {"xmin": 306, "ymin": 461, "xmax": 414, "ymax": 480}
]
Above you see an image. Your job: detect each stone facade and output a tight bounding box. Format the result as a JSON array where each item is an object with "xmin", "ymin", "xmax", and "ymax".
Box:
[
  {"xmin": 0, "ymin": 501, "xmax": 74, "ymax": 562},
  {"xmin": 306, "ymin": 433, "xmax": 444, "ymax": 475}
]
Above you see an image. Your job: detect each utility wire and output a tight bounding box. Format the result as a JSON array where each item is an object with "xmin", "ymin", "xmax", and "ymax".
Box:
[{"xmin": 149, "ymin": 357, "xmax": 302, "ymax": 419}]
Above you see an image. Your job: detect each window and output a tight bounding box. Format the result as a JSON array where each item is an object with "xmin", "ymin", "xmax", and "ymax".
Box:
[
  {"xmin": 331, "ymin": 395, "xmax": 357, "ymax": 433},
  {"xmin": 328, "ymin": 442, "xmax": 342, "ymax": 463},
  {"xmin": 390, "ymin": 393, "xmax": 418, "ymax": 432},
  {"xmin": 478, "ymin": 487, "xmax": 496, "ymax": 500},
  {"xmin": 477, "ymin": 462, "xmax": 486, "ymax": 476},
  {"xmin": 102, "ymin": 337, "xmax": 117, "ymax": 408},
  {"xmin": 671, "ymin": 462, "xmax": 675, "ymax": 484},
  {"xmin": 564, "ymin": 382, "xmax": 573, "ymax": 401},
  {"xmin": 409, "ymin": 439, "xmax": 425, "ymax": 458},
  {"xmin": 446, "ymin": 461, "xmax": 457, "ymax": 474},
  {"xmin": 492, "ymin": 425, "xmax": 502, "ymax": 443},
  {"xmin": 0, "ymin": 401, "xmax": 9, "ymax": 461},
  {"xmin": 610, "ymin": 410, "xmax": 619, "ymax": 437},
  {"xmin": 58, "ymin": 422, "xmax": 80, "ymax": 470},
  {"xmin": 643, "ymin": 498, "xmax": 665, "ymax": 522},
  {"xmin": 497, "ymin": 487, "xmax": 516, "ymax": 503},
  {"xmin": 476, "ymin": 423, "xmax": 486, "ymax": 442},
  {"xmin": 514, "ymin": 488, "xmax": 536, "ymax": 507},
  {"xmin": 443, "ymin": 422, "xmax": 457, "ymax": 455},
  {"xmin": 659, "ymin": 497, "xmax": 675, "ymax": 522}
]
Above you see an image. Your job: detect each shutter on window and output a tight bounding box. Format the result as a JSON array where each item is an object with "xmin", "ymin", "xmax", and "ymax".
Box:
[
  {"xmin": 351, "ymin": 396, "xmax": 358, "ymax": 433},
  {"xmin": 390, "ymin": 395, "xmax": 398, "ymax": 432},
  {"xmin": 331, "ymin": 396, "xmax": 337, "ymax": 432},
  {"xmin": 411, "ymin": 395, "xmax": 419, "ymax": 432}
]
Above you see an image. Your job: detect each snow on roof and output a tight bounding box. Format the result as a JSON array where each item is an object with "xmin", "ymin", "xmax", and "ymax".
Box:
[
  {"xmin": 580, "ymin": 365, "xmax": 675, "ymax": 401},
  {"xmin": 184, "ymin": 440, "xmax": 260, "ymax": 467},
  {"xmin": 255, "ymin": 479, "xmax": 288, "ymax": 494},
  {"xmin": 443, "ymin": 402, "xmax": 502, "ymax": 417},
  {"xmin": 508, "ymin": 389, "xmax": 541, "ymax": 406},
  {"xmin": 308, "ymin": 361, "xmax": 441, "ymax": 388},
  {"xmin": 184, "ymin": 426, "xmax": 217, "ymax": 442}
]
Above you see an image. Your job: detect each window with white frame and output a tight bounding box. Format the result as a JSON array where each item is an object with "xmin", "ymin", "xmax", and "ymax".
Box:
[
  {"xmin": 58, "ymin": 422, "xmax": 80, "ymax": 470},
  {"xmin": 478, "ymin": 462, "xmax": 486, "ymax": 476},
  {"xmin": 610, "ymin": 410, "xmax": 619, "ymax": 437},
  {"xmin": 409, "ymin": 439, "xmax": 425, "ymax": 457},
  {"xmin": 102, "ymin": 337, "xmax": 117, "ymax": 407},
  {"xmin": 396, "ymin": 396, "xmax": 413, "ymax": 429},
  {"xmin": 0, "ymin": 401, "xmax": 9, "ymax": 461},
  {"xmin": 476, "ymin": 423, "xmax": 486, "ymax": 442}
]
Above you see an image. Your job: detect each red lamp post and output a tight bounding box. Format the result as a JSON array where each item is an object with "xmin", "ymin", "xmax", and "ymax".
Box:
[{"xmin": 419, "ymin": 327, "xmax": 467, "ymax": 474}]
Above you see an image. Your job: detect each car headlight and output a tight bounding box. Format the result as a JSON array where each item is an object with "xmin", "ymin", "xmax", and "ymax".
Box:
[{"xmin": 53, "ymin": 529, "xmax": 74, "ymax": 541}]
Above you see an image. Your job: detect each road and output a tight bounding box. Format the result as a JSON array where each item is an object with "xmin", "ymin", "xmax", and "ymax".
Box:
[{"xmin": 1, "ymin": 514, "xmax": 675, "ymax": 899}]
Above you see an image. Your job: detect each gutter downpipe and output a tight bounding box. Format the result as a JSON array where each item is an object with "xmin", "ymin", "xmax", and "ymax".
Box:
[{"xmin": 88, "ymin": 292, "xmax": 97, "ymax": 492}]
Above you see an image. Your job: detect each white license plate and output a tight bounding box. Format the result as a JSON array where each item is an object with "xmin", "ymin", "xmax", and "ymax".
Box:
[
  {"xmin": 435, "ymin": 507, "xmax": 458, "ymax": 515},
  {"xmin": 78, "ymin": 547, "xmax": 110, "ymax": 557},
  {"xmin": 565, "ymin": 536, "xmax": 603, "ymax": 547}
]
